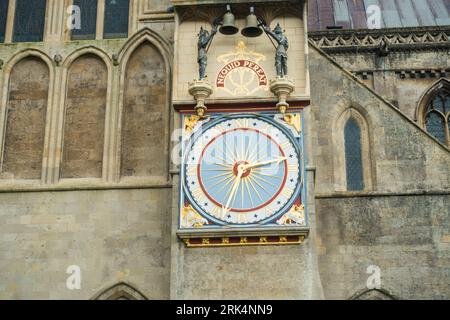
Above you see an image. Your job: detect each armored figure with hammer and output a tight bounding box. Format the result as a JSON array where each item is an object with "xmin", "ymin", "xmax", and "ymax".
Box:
[
  {"xmin": 263, "ymin": 23, "xmax": 289, "ymax": 77},
  {"xmin": 197, "ymin": 24, "xmax": 218, "ymax": 80}
]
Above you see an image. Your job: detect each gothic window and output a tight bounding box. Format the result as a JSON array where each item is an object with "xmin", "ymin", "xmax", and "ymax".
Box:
[
  {"xmin": 71, "ymin": 0, "xmax": 98, "ymax": 40},
  {"xmin": 13, "ymin": 0, "xmax": 47, "ymax": 42},
  {"xmin": 103, "ymin": 0, "xmax": 129, "ymax": 39},
  {"xmin": 0, "ymin": 0, "xmax": 8, "ymax": 43},
  {"xmin": 424, "ymin": 90, "xmax": 450, "ymax": 147},
  {"xmin": 344, "ymin": 118, "xmax": 364, "ymax": 191}
]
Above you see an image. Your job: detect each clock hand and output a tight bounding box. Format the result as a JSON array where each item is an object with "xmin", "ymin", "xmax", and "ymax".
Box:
[
  {"xmin": 243, "ymin": 157, "xmax": 287, "ymax": 170},
  {"xmin": 222, "ymin": 166, "xmax": 244, "ymax": 217}
]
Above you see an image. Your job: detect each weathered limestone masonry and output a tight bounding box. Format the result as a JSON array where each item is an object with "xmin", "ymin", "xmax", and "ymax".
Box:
[
  {"xmin": 0, "ymin": 0, "xmax": 175, "ymax": 299},
  {"xmin": 308, "ymin": 45, "xmax": 450, "ymax": 299},
  {"xmin": 0, "ymin": 0, "xmax": 449, "ymax": 299},
  {"xmin": 309, "ymin": 26, "xmax": 450, "ymax": 120}
]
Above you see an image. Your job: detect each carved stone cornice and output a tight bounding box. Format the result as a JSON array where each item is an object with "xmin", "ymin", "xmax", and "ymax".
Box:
[
  {"xmin": 309, "ymin": 26, "xmax": 450, "ymax": 54},
  {"xmin": 352, "ymin": 69, "xmax": 449, "ymax": 81}
]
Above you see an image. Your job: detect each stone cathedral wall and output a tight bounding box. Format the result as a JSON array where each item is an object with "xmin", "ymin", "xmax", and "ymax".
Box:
[
  {"xmin": 0, "ymin": 0, "xmax": 448, "ymax": 300},
  {"xmin": 0, "ymin": 0, "xmax": 175, "ymax": 299},
  {"xmin": 308, "ymin": 46, "xmax": 450, "ymax": 299}
]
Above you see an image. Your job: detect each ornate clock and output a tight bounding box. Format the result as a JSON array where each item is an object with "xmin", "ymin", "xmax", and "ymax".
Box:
[{"xmin": 179, "ymin": 113, "xmax": 308, "ymax": 246}]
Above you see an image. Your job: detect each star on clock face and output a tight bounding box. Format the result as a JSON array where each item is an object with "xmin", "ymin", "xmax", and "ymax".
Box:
[{"xmin": 184, "ymin": 115, "xmax": 301, "ymax": 226}]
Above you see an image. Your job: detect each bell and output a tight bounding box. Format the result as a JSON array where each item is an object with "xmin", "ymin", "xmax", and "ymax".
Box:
[
  {"xmin": 219, "ymin": 5, "xmax": 239, "ymax": 35},
  {"xmin": 241, "ymin": 7, "xmax": 263, "ymax": 38}
]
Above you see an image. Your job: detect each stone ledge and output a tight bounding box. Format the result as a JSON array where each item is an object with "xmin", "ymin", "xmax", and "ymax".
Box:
[
  {"xmin": 139, "ymin": 13, "xmax": 175, "ymax": 22},
  {"xmin": 315, "ymin": 190, "xmax": 450, "ymax": 199},
  {"xmin": 0, "ymin": 179, "xmax": 173, "ymax": 193},
  {"xmin": 177, "ymin": 226, "xmax": 309, "ymax": 247}
]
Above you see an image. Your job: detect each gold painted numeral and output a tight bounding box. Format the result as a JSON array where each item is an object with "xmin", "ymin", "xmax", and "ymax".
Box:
[{"xmin": 236, "ymin": 118, "xmax": 249, "ymax": 128}]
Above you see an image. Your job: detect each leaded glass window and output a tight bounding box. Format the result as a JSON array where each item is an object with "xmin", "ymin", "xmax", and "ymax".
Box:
[
  {"xmin": 344, "ymin": 118, "xmax": 364, "ymax": 191},
  {"xmin": 426, "ymin": 112, "xmax": 446, "ymax": 144},
  {"xmin": 424, "ymin": 89, "xmax": 450, "ymax": 147},
  {"xmin": 0, "ymin": 0, "xmax": 8, "ymax": 43},
  {"xmin": 71, "ymin": 0, "xmax": 98, "ymax": 40},
  {"xmin": 13, "ymin": 0, "xmax": 47, "ymax": 42},
  {"xmin": 103, "ymin": 0, "xmax": 129, "ymax": 39}
]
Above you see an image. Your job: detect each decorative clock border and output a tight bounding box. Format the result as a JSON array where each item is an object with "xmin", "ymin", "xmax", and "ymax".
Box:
[
  {"xmin": 178, "ymin": 226, "xmax": 309, "ymax": 248},
  {"xmin": 177, "ymin": 111, "xmax": 309, "ymax": 247}
]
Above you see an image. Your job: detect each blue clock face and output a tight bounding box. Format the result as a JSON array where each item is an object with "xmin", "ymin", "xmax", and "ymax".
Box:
[{"xmin": 184, "ymin": 114, "xmax": 301, "ymax": 225}]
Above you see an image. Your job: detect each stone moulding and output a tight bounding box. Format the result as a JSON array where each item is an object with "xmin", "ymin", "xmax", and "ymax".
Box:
[
  {"xmin": 92, "ymin": 282, "xmax": 148, "ymax": 300},
  {"xmin": 353, "ymin": 69, "xmax": 450, "ymax": 80},
  {"xmin": 177, "ymin": 226, "xmax": 310, "ymax": 248},
  {"xmin": 309, "ymin": 26, "xmax": 450, "ymax": 54}
]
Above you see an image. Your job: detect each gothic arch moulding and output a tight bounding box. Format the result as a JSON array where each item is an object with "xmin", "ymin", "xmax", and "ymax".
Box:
[
  {"xmin": 60, "ymin": 51, "xmax": 110, "ymax": 179},
  {"xmin": 115, "ymin": 28, "xmax": 172, "ymax": 180},
  {"xmin": 62, "ymin": 46, "xmax": 113, "ymax": 71},
  {"xmin": 53, "ymin": 47, "xmax": 113, "ymax": 182},
  {"xmin": 332, "ymin": 102, "xmax": 375, "ymax": 192},
  {"xmin": 117, "ymin": 27, "xmax": 172, "ymax": 73},
  {"xmin": 415, "ymin": 78, "xmax": 450, "ymax": 125},
  {"xmin": 349, "ymin": 288, "xmax": 399, "ymax": 300},
  {"xmin": 0, "ymin": 50, "xmax": 54, "ymax": 181},
  {"xmin": 0, "ymin": 49, "xmax": 55, "ymax": 135},
  {"xmin": 92, "ymin": 282, "xmax": 148, "ymax": 300}
]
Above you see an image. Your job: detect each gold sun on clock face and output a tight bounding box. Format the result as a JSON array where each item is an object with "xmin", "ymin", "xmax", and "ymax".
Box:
[{"xmin": 182, "ymin": 113, "xmax": 302, "ymax": 226}]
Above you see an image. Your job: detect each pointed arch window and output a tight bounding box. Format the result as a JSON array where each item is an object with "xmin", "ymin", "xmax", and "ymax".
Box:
[
  {"xmin": 334, "ymin": 108, "xmax": 373, "ymax": 192},
  {"xmin": 71, "ymin": 0, "xmax": 98, "ymax": 40},
  {"xmin": 424, "ymin": 90, "xmax": 450, "ymax": 147},
  {"xmin": 103, "ymin": 0, "xmax": 129, "ymax": 39},
  {"xmin": 344, "ymin": 118, "xmax": 364, "ymax": 191},
  {"xmin": 0, "ymin": 0, "xmax": 8, "ymax": 43},
  {"xmin": 13, "ymin": 0, "xmax": 47, "ymax": 42}
]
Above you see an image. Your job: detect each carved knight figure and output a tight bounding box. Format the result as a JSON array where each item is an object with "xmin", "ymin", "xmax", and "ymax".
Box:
[
  {"xmin": 263, "ymin": 23, "xmax": 289, "ymax": 77},
  {"xmin": 197, "ymin": 25, "xmax": 218, "ymax": 80}
]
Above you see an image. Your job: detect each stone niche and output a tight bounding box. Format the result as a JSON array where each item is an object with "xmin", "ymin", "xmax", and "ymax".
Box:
[{"xmin": 172, "ymin": 0, "xmax": 310, "ymax": 111}]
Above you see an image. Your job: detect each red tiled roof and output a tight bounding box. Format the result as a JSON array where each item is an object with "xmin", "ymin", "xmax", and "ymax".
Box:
[{"xmin": 308, "ymin": 0, "xmax": 450, "ymax": 31}]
